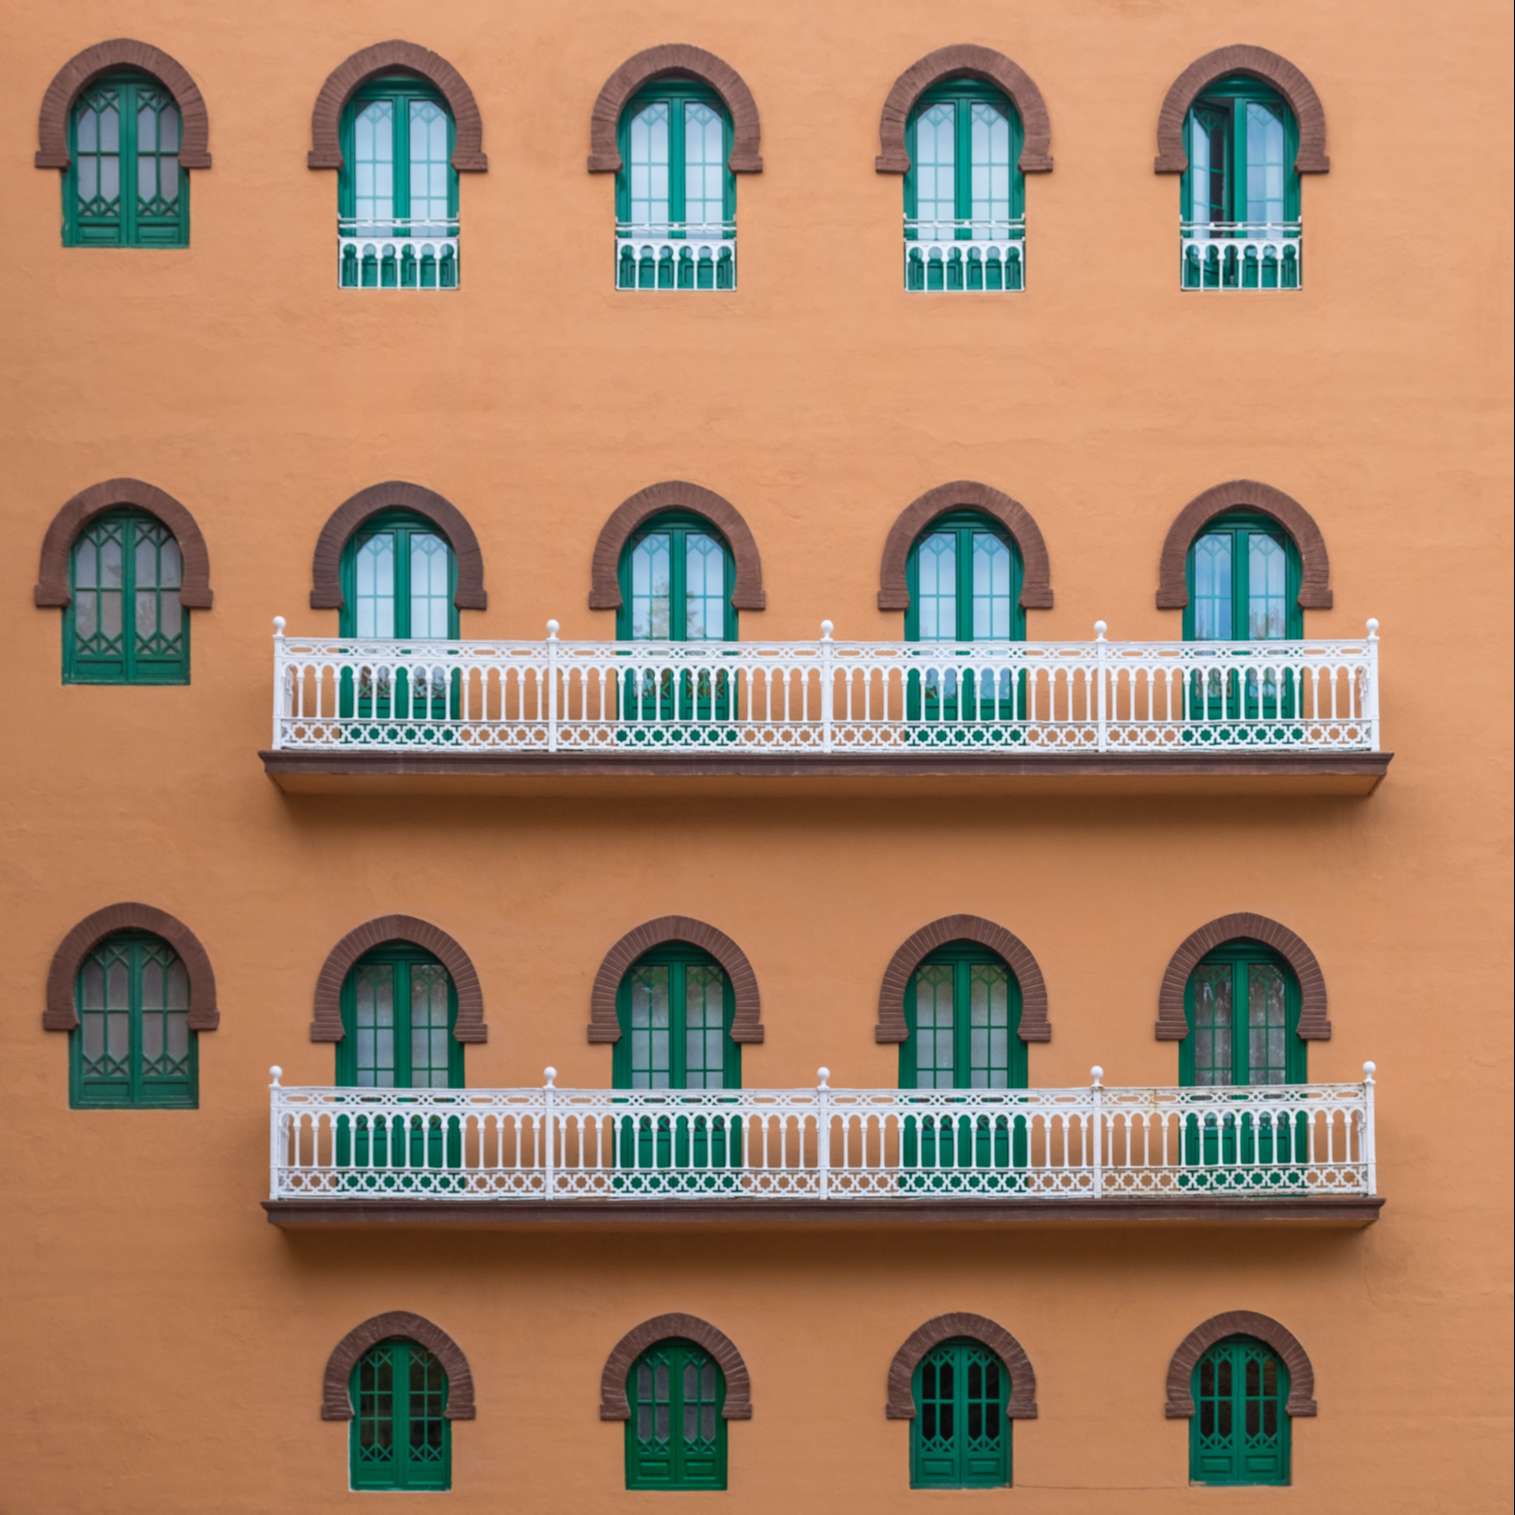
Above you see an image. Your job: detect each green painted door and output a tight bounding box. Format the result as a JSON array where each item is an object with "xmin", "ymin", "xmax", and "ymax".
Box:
[
  {"xmin": 911, "ymin": 1339, "xmax": 1011, "ymax": 1488},
  {"xmin": 1190, "ymin": 1337, "xmax": 1290, "ymax": 1485},
  {"xmin": 350, "ymin": 1339, "xmax": 451, "ymax": 1491},
  {"xmin": 625, "ymin": 1340, "xmax": 727, "ymax": 1489}
]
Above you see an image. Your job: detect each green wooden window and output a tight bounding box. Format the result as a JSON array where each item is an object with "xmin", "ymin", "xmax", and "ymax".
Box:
[
  {"xmin": 71, "ymin": 931, "xmax": 196, "ymax": 1108},
  {"xmin": 904, "ymin": 81, "xmax": 1023, "ymax": 290},
  {"xmin": 336, "ymin": 944, "xmax": 461, "ymax": 1089},
  {"xmin": 625, "ymin": 1339, "xmax": 727, "ymax": 1490},
  {"xmin": 911, "ymin": 1338, "xmax": 1011, "ymax": 1488},
  {"xmin": 1185, "ymin": 513, "xmax": 1301, "ymax": 642},
  {"xmin": 339, "ymin": 76, "xmax": 458, "ymax": 288},
  {"xmin": 1182, "ymin": 942, "xmax": 1303, "ymax": 1087},
  {"xmin": 64, "ymin": 72, "xmax": 187, "ymax": 247},
  {"xmin": 901, "ymin": 944, "xmax": 1026, "ymax": 1089},
  {"xmin": 350, "ymin": 1339, "xmax": 451, "ymax": 1492},
  {"xmin": 1190, "ymin": 1336, "xmax": 1290, "ymax": 1486},
  {"xmin": 339, "ymin": 511, "xmax": 458, "ymax": 641},
  {"xmin": 614, "ymin": 945, "xmax": 738, "ymax": 1090},
  {"xmin": 64, "ymin": 509, "xmax": 189, "ymax": 684},
  {"xmin": 618, "ymin": 512, "xmax": 736, "ymax": 644}
]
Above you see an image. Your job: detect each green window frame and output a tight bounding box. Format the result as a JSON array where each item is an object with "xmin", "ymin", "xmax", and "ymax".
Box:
[
  {"xmin": 910, "ymin": 1338, "xmax": 1012, "ymax": 1488},
  {"xmin": 901, "ymin": 943, "xmax": 1026, "ymax": 1090},
  {"xmin": 613, "ymin": 945, "xmax": 739, "ymax": 1090},
  {"xmin": 1190, "ymin": 1336, "xmax": 1290, "ymax": 1486},
  {"xmin": 338, "ymin": 76, "xmax": 458, "ymax": 288},
  {"xmin": 904, "ymin": 80, "xmax": 1024, "ymax": 291},
  {"xmin": 349, "ymin": 1338, "xmax": 451, "ymax": 1492},
  {"xmin": 70, "ymin": 930, "xmax": 196, "ymax": 1108},
  {"xmin": 625, "ymin": 1339, "xmax": 727, "ymax": 1490},
  {"xmin": 64, "ymin": 71, "xmax": 187, "ymax": 247},
  {"xmin": 338, "ymin": 511, "xmax": 459, "ymax": 642},
  {"xmin": 616, "ymin": 512, "xmax": 737, "ymax": 645},
  {"xmin": 1181, "ymin": 941, "xmax": 1303, "ymax": 1088},
  {"xmin": 336, "ymin": 944, "xmax": 462, "ymax": 1089},
  {"xmin": 63, "ymin": 509, "xmax": 189, "ymax": 684},
  {"xmin": 1184, "ymin": 512, "xmax": 1302, "ymax": 643}
]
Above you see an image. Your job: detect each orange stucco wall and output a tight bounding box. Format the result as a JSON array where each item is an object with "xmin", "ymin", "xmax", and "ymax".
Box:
[{"xmin": 1, "ymin": 0, "xmax": 1512, "ymax": 1510}]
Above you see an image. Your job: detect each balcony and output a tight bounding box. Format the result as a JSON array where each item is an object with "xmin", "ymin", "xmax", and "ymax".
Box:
[
  {"xmin": 338, "ymin": 219, "xmax": 459, "ymax": 289},
  {"xmin": 616, "ymin": 222, "xmax": 736, "ymax": 289},
  {"xmin": 263, "ymin": 1064, "xmax": 1382, "ymax": 1228},
  {"xmin": 905, "ymin": 218, "xmax": 1025, "ymax": 291},
  {"xmin": 1181, "ymin": 222, "xmax": 1301, "ymax": 290},
  {"xmin": 260, "ymin": 619, "xmax": 1390, "ymax": 794}
]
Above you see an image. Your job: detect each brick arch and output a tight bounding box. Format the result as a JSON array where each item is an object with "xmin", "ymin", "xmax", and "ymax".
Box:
[
  {"xmin": 587, "ymin": 45, "xmax": 763, "ymax": 174},
  {"xmin": 307, "ymin": 41, "xmax": 487, "ymax": 171},
  {"xmin": 875, "ymin": 45, "xmax": 1053, "ymax": 174},
  {"xmin": 1157, "ymin": 480, "xmax": 1332, "ymax": 612},
  {"xmin": 878, "ymin": 481, "xmax": 1053, "ymax": 612},
  {"xmin": 1156, "ymin": 913, "xmax": 1329, "ymax": 1042},
  {"xmin": 310, "ymin": 915, "xmax": 486, "ymax": 1044},
  {"xmin": 43, "ymin": 903, "xmax": 218, "ymax": 1032},
  {"xmin": 876, "ymin": 915, "xmax": 1050, "ymax": 1044},
  {"xmin": 36, "ymin": 39, "xmax": 212, "ymax": 170},
  {"xmin": 588, "ymin": 481, "xmax": 766, "ymax": 612},
  {"xmin": 1156, "ymin": 46, "xmax": 1329, "ymax": 175},
  {"xmin": 35, "ymin": 478, "xmax": 213, "ymax": 611},
  {"xmin": 588, "ymin": 916, "xmax": 763, "ymax": 1045},
  {"xmin": 599, "ymin": 1314, "xmax": 752, "ymax": 1420},
  {"xmin": 321, "ymin": 1312, "xmax": 476, "ymax": 1421},
  {"xmin": 310, "ymin": 482, "xmax": 487, "ymax": 612},
  {"xmin": 1165, "ymin": 1311, "xmax": 1317, "ymax": 1418},
  {"xmin": 886, "ymin": 1313, "xmax": 1038, "ymax": 1420}
]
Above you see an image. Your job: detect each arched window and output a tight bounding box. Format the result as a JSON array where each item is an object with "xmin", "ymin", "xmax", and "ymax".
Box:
[
  {"xmin": 350, "ymin": 1338, "xmax": 451, "ymax": 1491},
  {"xmin": 625, "ymin": 1338, "xmax": 727, "ymax": 1490},
  {"xmin": 616, "ymin": 83, "xmax": 735, "ymax": 290},
  {"xmin": 65, "ymin": 71, "xmax": 186, "ymax": 247},
  {"xmin": 1183, "ymin": 940, "xmax": 1302, "ymax": 1088},
  {"xmin": 614, "ymin": 944, "xmax": 738, "ymax": 1090},
  {"xmin": 339, "ymin": 76, "xmax": 458, "ymax": 289},
  {"xmin": 911, "ymin": 1338, "xmax": 1012, "ymax": 1488},
  {"xmin": 905, "ymin": 82, "xmax": 1023, "ymax": 292},
  {"xmin": 64, "ymin": 508, "xmax": 189, "ymax": 683},
  {"xmin": 619, "ymin": 511, "xmax": 736, "ymax": 645},
  {"xmin": 337, "ymin": 943, "xmax": 461, "ymax": 1089},
  {"xmin": 1190, "ymin": 1335, "xmax": 1290, "ymax": 1485},
  {"xmin": 339, "ymin": 509, "xmax": 458, "ymax": 641},
  {"xmin": 72, "ymin": 931, "xmax": 195, "ymax": 1107},
  {"xmin": 1182, "ymin": 77, "xmax": 1300, "ymax": 289},
  {"xmin": 1186, "ymin": 511, "xmax": 1302, "ymax": 643}
]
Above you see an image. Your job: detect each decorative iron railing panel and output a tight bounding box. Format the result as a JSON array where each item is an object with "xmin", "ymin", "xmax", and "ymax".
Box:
[
  {"xmin": 270, "ymin": 619, "xmax": 1382, "ymax": 755},
  {"xmin": 904, "ymin": 218, "xmax": 1025, "ymax": 291},
  {"xmin": 616, "ymin": 221, "xmax": 736, "ymax": 290},
  {"xmin": 1181, "ymin": 221, "xmax": 1301, "ymax": 290},
  {"xmin": 338, "ymin": 219, "xmax": 459, "ymax": 289}
]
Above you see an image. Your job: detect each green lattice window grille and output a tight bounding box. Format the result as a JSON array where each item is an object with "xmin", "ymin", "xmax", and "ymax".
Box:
[
  {"xmin": 338, "ymin": 76, "xmax": 459, "ymax": 288},
  {"xmin": 1182, "ymin": 77, "xmax": 1300, "ymax": 289},
  {"xmin": 64, "ymin": 72, "xmax": 187, "ymax": 247},
  {"xmin": 1190, "ymin": 1336, "xmax": 1290, "ymax": 1485},
  {"xmin": 904, "ymin": 80, "xmax": 1024, "ymax": 291},
  {"xmin": 64, "ymin": 509, "xmax": 189, "ymax": 684},
  {"xmin": 911, "ymin": 1338, "xmax": 1011, "ymax": 1488},
  {"xmin": 350, "ymin": 1339, "xmax": 451, "ymax": 1492},
  {"xmin": 616, "ymin": 81, "xmax": 736, "ymax": 289},
  {"xmin": 71, "ymin": 931, "xmax": 196, "ymax": 1108},
  {"xmin": 626, "ymin": 1339, "xmax": 727, "ymax": 1490}
]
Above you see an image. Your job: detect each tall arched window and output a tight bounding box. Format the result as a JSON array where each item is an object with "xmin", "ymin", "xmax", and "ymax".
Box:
[
  {"xmin": 911, "ymin": 1338, "xmax": 1012, "ymax": 1488},
  {"xmin": 339, "ymin": 76, "xmax": 458, "ymax": 288},
  {"xmin": 65, "ymin": 71, "xmax": 186, "ymax": 247},
  {"xmin": 1190, "ymin": 1335, "xmax": 1290, "ymax": 1485},
  {"xmin": 350, "ymin": 1338, "xmax": 451, "ymax": 1491},
  {"xmin": 905, "ymin": 82, "xmax": 1023, "ymax": 291},
  {"xmin": 616, "ymin": 83, "xmax": 735, "ymax": 290},
  {"xmin": 1182, "ymin": 76, "xmax": 1300, "ymax": 289},
  {"xmin": 72, "ymin": 931, "xmax": 195, "ymax": 1107},
  {"xmin": 625, "ymin": 1338, "xmax": 727, "ymax": 1490}
]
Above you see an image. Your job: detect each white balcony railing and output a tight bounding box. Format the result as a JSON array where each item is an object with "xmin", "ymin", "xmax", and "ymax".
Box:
[
  {"xmin": 616, "ymin": 222, "xmax": 736, "ymax": 289},
  {"xmin": 905, "ymin": 218, "xmax": 1025, "ymax": 291},
  {"xmin": 269, "ymin": 618, "xmax": 1382, "ymax": 756},
  {"xmin": 268, "ymin": 1064, "xmax": 1377, "ymax": 1203},
  {"xmin": 338, "ymin": 219, "xmax": 459, "ymax": 289},
  {"xmin": 1181, "ymin": 221, "xmax": 1301, "ymax": 289}
]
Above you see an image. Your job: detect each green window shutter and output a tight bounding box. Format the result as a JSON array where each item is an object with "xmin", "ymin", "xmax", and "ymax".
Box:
[
  {"xmin": 613, "ymin": 945, "xmax": 739, "ymax": 1091},
  {"xmin": 625, "ymin": 1340, "xmax": 728, "ymax": 1490},
  {"xmin": 65, "ymin": 72, "xmax": 188, "ymax": 248},
  {"xmin": 1190, "ymin": 1336, "xmax": 1290, "ymax": 1485},
  {"xmin": 71, "ymin": 931, "xmax": 197, "ymax": 1108},
  {"xmin": 64, "ymin": 509, "xmax": 190, "ymax": 684},
  {"xmin": 350, "ymin": 1339, "xmax": 451, "ymax": 1491},
  {"xmin": 910, "ymin": 1339, "xmax": 1011, "ymax": 1488}
]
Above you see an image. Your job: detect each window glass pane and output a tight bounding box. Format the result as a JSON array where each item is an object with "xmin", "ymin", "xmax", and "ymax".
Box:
[
  {"xmin": 1192, "ymin": 963, "xmax": 1233, "ymax": 1085},
  {"xmin": 683, "ymin": 102, "xmax": 725, "ymax": 229},
  {"xmin": 914, "ymin": 103, "xmax": 956, "ymax": 239},
  {"xmin": 628, "ymin": 966, "xmax": 671, "ymax": 1088},
  {"xmin": 409, "ymin": 962, "xmax": 453, "ymax": 1088},
  {"xmin": 353, "ymin": 100, "xmax": 395, "ymax": 228},
  {"xmin": 627, "ymin": 102, "xmax": 670, "ymax": 228},
  {"xmin": 1246, "ymin": 963, "xmax": 1289, "ymax": 1084},
  {"xmin": 970, "ymin": 532, "xmax": 1012, "ymax": 641},
  {"xmin": 1247, "ymin": 533, "xmax": 1288, "ymax": 640},
  {"xmin": 630, "ymin": 534, "xmax": 671, "ymax": 640},
  {"xmin": 683, "ymin": 533, "xmax": 726, "ymax": 641},
  {"xmin": 968, "ymin": 963, "xmax": 1011, "ymax": 1088},
  {"xmin": 408, "ymin": 100, "xmax": 451, "ymax": 231},
  {"xmin": 1192, "ymin": 533, "xmax": 1233, "ymax": 640},
  {"xmin": 912, "ymin": 965, "xmax": 955, "ymax": 1087},
  {"xmin": 969, "ymin": 101, "xmax": 1011, "ymax": 231},
  {"xmin": 353, "ymin": 964, "xmax": 396, "ymax": 1087},
  {"xmin": 408, "ymin": 532, "xmax": 453, "ymax": 639},
  {"xmin": 683, "ymin": 964, "xmax": 728, "ymax": 1089},
  {"xmin": 1244, "ymin": 102, "xmax": 1287, "ymax": 223},
  {"xmin": 916, "ymin": 533, "xmax": 957, "ymax": 643},
  {"xmin": 355, "ymin": 535, "xmax": 396, "ymax": 639}
]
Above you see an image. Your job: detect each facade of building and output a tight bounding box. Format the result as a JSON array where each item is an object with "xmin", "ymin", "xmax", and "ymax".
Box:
[{"xmin": 3, "ymin": 1, "xmax": 1512, "ymax": 1510}]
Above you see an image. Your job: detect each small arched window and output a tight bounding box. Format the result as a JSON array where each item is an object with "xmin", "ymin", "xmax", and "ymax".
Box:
[
  {"xmin": 350, "ymin": 1338, "xmax": 451, "ymax": 1491},
  {"xmin": 1183, "ymin": 940, "xmax": 1302, "ymax": 1088},
  {"xmin": 912, "ymin": 1338, "xmax": 1012, "ymax": 1488},
  {"xmin": 339, "ymin": 76, "xmax": 458, "ymax": 289},
  {"xmin": 1190, "ymin": 1335, "xmax": 1290, "ymax": 1485},
  {"xmin": 1186, "ymin": 511, "xmax": 1302, "ymax": 643},
  {"xmin": 66, "ymin": 71, "xmax": 186, "ymax": 247},
  {"xmin": 614, "ymin": 944, "xmax": 738, "ymax": 1091},
  {"xmin": 905, "ymin": 82, "xmax": 1023, "ymax": 292},
  {"xmin": 337, "ymin": 944, "xmax": 461, "ymax": 1090},
  {"xmin": 617, "ymin": 83, "xmax": 736, "ymax": 290},
  {"xmin": 625, "ymin": 1338, "xmax": 727, "ymax": 1490},
  {"xmin": 339, "ymin": 509, "xmax": 458, "ymax": 640},
  {"xmin": 619, "ymin": 511, "xmax": 736, "ymax": 644},
  {"xmin": 72, "ymin": 931, "xmax": 195, "ymax": 1107}
]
